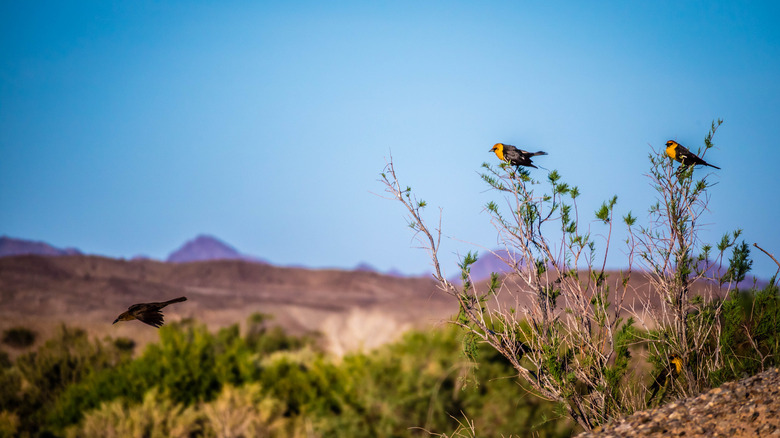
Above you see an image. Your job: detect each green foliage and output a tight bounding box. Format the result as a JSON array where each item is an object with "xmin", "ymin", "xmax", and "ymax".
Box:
[
  {"xmin": 0, "ymin": 352, "xmax": 10, "ymax": 370},
  {"xmin": 722, "ymin": 240, "xmax": 753, "ymax": 285},
  {"xmin": 3, "ymin": 320, "xmax": 573, "ymax": 438},
  {"xmin": 2, "ymin": 327, "xmax": 37, "ymax": 349},
  {"xmin": 0, "ymin": 411, "xmax": 19, "ymax": 438},
  {"xmin": 595, "ymin": 196, "xmax": 617, "ymax": 223},
  {"xmin": 49, "ymin": 321, "xmax": 277, "ymax": 429},
  {"xmin": 715, "ymin": 283, "xmax": 780, "ymax": 384},
  {"xmin": 112, "ymin": 337, "xmax": 136, "ymax": 353},
  {"xmin": 65, "ymin": 388, "xmax": 202, "ymax": 438},
  {"xmin": 10, "ymin": 325, "xmax": 126, "ymax": 435}
]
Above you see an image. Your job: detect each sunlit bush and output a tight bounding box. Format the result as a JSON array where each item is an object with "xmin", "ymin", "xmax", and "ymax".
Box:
[
  {"xmin": 65, "ymin": 388, "xmax": 201, "ymax": 438},
  {"xmin": 202, "ymin": 383, "xmax": 287, "ymax": 438}
]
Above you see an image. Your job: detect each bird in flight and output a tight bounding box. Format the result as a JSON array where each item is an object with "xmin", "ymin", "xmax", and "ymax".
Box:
[
  {"xmin": 665, "ymin": 140, "xmax": 720, "ymax": 169},
  {"xmin": 490, "ymin": 143, "xmax": 548, "ymax": 169},
  {"xmin": 113, "ymin": 296, "xmax": 187, "ymax": 328}
]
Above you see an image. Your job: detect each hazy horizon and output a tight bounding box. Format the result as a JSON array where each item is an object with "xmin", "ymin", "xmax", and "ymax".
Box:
[{"xmin": 2, "ymin": 1, "xmax": 779, "ymax": 279}]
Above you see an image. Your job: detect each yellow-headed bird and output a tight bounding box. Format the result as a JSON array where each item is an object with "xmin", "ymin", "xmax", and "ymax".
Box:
[
  {"xmin": 648, "ymin": 354, "xmax": 684, "ymax": 402},
  {"xmin": 665, "ymin": 140, "xmax": 720, "ymax": 169},
  {"xmin": 490, "ymin": 143, "xmax": 548, "ymax": 169}
]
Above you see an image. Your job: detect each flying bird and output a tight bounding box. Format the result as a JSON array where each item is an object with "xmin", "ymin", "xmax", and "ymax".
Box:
[
  {"xmin": 490, "ymin": 143, "xmax": 548, "ymax": 169},
  {"xmin": 665, "ymin": 140, "xmax": 720, "ymax": 169},
  {"xmin": 112, "ymin": 296, "xmax": 187, "ymax": 328}
]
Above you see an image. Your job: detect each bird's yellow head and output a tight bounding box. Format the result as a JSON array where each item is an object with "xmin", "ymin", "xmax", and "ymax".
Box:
[
  {"xmin": 112, "ymin": 312, "xmax": 134, "ymax": 324},
  {"xmin": 665, "ymin": 140, "xmax": 678, "ymax": 160},
  {"xmin": 490, "ymin": 143, "xmax": 505, "ymax": 161},
  {"xmin": 670, "ymin": 354, "xmax": 683, "ymax": 375}
]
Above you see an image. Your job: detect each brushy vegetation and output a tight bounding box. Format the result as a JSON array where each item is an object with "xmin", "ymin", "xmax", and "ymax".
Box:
[
  {"xmin": 0, "ymin": 283, "xmax": 776, "ymax": 437},
  {"xmin": 2, "ymin": 327, "xmax": 37, "ymax": 349},
  {"xmin": 380, "ymin": 120, "xmax": 780, "ymax": 432},
  {"xmin": 0, "ymin": 316, "xmax": 576, "ymax": 437}
]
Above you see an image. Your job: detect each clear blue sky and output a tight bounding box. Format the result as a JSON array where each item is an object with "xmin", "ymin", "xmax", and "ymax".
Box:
[{"xmin": 2, "ymin": 1, "xmax": 779, "ymax": 279}]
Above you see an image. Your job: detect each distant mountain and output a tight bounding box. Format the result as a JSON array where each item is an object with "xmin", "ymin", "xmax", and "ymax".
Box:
[
  {"xmin": 0, "ymin": 236, "xmax": 81, "ymax": 258},
  {"xmin": 353, "ymin": 262, "xmax": 407, "ymax": 277},
  {"xmin": 166, "ymin": 234, "xmax": 266, "ymax": 264},
  {"xmin": 469, "ymin": 249, "xmax": 517, "ymax": 281},
  {"xmin": 447, "ymin": 249, "xmax": 516, "ymax": 283}
]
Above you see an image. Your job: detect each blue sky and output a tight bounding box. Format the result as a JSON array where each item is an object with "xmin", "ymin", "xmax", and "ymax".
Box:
[{"xmin": 1, "ymin": 1, "xmax": 779, "ymax": 279}]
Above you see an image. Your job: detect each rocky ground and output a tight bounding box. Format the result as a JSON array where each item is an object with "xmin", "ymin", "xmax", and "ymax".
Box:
[{"xmin": 578, "ymin": 367, "xmax": 780, "ymax": 437}]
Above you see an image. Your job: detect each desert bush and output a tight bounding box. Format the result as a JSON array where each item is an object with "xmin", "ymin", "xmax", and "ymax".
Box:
[
  {"xmin": 0, "ymin": 411, "xmax": 19, "ymax": 438},
  {"xmin": 0, "ymin": 351, "xmax": 10, "ymax": 370},
  {"xmin": 10, "ymin": 317, "xmax": 572, "ymax": 437},
  {"xmin": 2, "ymin": 326, "xmax": 36, "ymax": 349},
  {"xmin": 12, "ymin": 325, "xmax": 127, "ymax": 434},
  {"xmin": 112, "ymin": 337, "xmax": 136, "ymax": 353},
  {"xmin": 633, "ymin": 120, "xmax": 748, "ymax": 401},
  {"xmin": 50, "ymin": 316, "xmax": 311, "ymax": 432},
  {"xmin": 380, "ymin": 121, "xmax": 750, "ymax": 431},
  {"xmin": 714, "ymin": 282, "xmax": 780, "ymax": 383},
  {"xmin": 202, "ymin": 383, "xmax": 287, "ymax": 438},
  {"xmin": 65, "ymin": 388, "xmax": 202, "ymax": 438},
  {"xmin": 246, "ymin": 313, "xmax": 313, "ymax": 355},
  {"xmin": 50, "ymin": 321, "xmax": 253, "ymax": 429}
]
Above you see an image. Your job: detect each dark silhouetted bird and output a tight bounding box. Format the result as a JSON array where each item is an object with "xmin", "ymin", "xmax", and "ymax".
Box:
[
  {"xmin": 112, "ymin": 296, "xmax": 187, "ymax": 328},
  {"xmin": 665, "ymin": 140, "xmax": 720, "ymax": 169},
  {"xmin": 490, "ymin": 143, "xmax": 547, "ymax": 169}
]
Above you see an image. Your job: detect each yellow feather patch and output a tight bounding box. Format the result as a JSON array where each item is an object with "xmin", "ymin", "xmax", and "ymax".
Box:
[
  {"xmin": 492, "ymin": 143, "xmax": 505, "ymax": 161},
  {"xmin": 665, "ymin": 142, "xmax": 677, "ymax": 160}
]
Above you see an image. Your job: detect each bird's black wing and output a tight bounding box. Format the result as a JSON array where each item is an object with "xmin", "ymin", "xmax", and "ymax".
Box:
[
  {"xmin": 675, "ymin": 145, "xmax": 707, "ymax": 166},
  {"xmin": 136, "ymin": 309, "xmax": 165, "ymax": 328},
  {"xmin": 504, "ymin": 147, "xmax": 529, "ymax": 166},
  {"xmin": 127, "ymin": 303, "xmax": 146, "ymax": 312}
]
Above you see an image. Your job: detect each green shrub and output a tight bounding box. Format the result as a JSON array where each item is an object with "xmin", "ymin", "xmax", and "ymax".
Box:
[
  {"xmin": 2, "ymin": 327, "xmax": 36, "ymax": 349},
  {"xmin": 0, "ymin": 411, "xmax": 19, "ymax": 438},
  {"xmin": 65, "ymin": 388, "xmax": 202, "ymax": 438},
  {"xmin": 715, "ymin": 283, "xmax": 780, "ymax": 384},
  {"xmin": 21, "ymin": 318, "xmax": 573, "ymax": 437}
]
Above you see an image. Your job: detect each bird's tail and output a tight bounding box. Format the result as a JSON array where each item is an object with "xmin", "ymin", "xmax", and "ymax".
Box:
[
  {"xmin": 164, "ymin": 296, "xmax": 187, "ymax": 305},
  {"xmin": 532, "ymin": 151, "xmax": 548, "ymax": 156},
  {"xmin": 706, "ymin": 162, "xmax": 721, "ymax": 170}
]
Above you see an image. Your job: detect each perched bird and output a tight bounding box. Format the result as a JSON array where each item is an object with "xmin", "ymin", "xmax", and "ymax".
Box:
[
  {"xmin": 112, "ymin": 296, "xmax": 187, "ymax": 328},
  {"xmin": 648, "ymin": 354, "xmax": 684, "ymax": 402},
  {"xmin": 490, "ymin": 143, "xmax": 548, "ymax": 169},
  {"xmin": 665, "ymin": 140, "xmax": 720, "ymax": 169}
]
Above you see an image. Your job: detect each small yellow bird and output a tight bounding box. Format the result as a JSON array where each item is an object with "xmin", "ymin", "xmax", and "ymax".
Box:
[
  {"xmin": 665, "ymin": 140, "xmax": 720, "ymax": 169},
  {"xmin": 490, "ymin": 143, "xmax": 547, "ymax": 169}
]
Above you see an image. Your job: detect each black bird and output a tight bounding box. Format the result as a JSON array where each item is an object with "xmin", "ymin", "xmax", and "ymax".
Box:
[
  {"xmin": 112, "ymin": 297, "xmax": 187, "ymax": 328},
  {"xmin": 665, "ymin": 140, "xmax": 720, "ymax": 169},
  {"xmin": 490, "ymin": 143, "xmax": 548, "ymax": 169}
]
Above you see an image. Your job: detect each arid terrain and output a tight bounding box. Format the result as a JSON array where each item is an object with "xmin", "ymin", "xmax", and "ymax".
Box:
[
  {"xmin": 0, "ymin": 253, "xmax": 737, "ymax": 356},
  {"xmin": 577, "ymin": 367, "xmax": 780, "ymax": 437},
  {"xmin": 0, "ymin": 254, "xmax": 454, "ymax": 356}
]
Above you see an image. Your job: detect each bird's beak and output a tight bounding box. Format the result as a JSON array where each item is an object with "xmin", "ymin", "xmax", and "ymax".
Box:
[
  {"xmin": 112, "ymin": 318, "xmax": 119, "ymax": 324},
  {"xmin": 488, "ymin": 147, "xmax": 495, "ymax": 152}
]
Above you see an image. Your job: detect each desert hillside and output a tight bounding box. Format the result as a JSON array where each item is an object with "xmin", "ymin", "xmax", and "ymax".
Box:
[
  {"xmin": 0, "ymin": 254, "xmax": 454, "ymax": 355},
  {"xmin": 0, "ymin": 253, "xmax": 738, "ymax": 356}
]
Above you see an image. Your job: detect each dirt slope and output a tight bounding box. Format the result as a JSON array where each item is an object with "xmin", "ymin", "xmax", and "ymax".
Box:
[{"xmin": 0, "ymin": 255, "xmax": 454, "ymax": 355}]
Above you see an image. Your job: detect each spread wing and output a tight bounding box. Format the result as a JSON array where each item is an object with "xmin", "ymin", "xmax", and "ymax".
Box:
[{"xmin": 135, "ymin": 309, "xmax": 165, "ymax": 328}]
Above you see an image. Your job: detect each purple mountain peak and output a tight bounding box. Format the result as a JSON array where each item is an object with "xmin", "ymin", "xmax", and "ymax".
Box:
[
  {"xmin": 166, "ymin": 234, "xmax": 264, "ymax": 263},
  {"xmin": 0, "ymin": 235, "xmax": 82, "ymax": 258}
]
